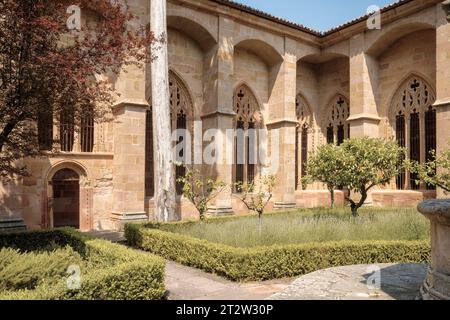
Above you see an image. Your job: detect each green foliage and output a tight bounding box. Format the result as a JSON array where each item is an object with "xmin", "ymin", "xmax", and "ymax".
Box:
[
  {"xmin": 0, "ymin": 246, "xmax": 82, "ymax": 291},
  {"xmin": 408, "ymin": 145, "xmax": 450, "ymax": 193},
  {"xmin": 303, "ymin": 144, "xmax": 348, "ymax": 208},
  {"xmin": 233, "ymin": 175, "xmax": 276, "ymax": 217},
  {"xmin": 0, "ymin": 227, "xmax": 89, "ymax": 254},
  {"xmin": 0, "ymin": 229, "xmax": 166, "ymax": 300},
  {"xmin": 339, "ymin": 138, "xmax": 405, "ymax": 216},
  {"xmin": 126, "ymin": 222, "xmax": 430, "ymax": 282},
  {"xmin": 176, "ymin": 166, "xmax": 226, "ymax": 220},
  {"xmin": 305, "ymin": 138, "xmax": 405, "ymax": 215}
]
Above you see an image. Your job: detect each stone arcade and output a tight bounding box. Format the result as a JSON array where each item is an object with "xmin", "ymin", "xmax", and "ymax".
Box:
[{"xmin": 0, "ymin": 0, "xmax": 449, "ymax": 231}]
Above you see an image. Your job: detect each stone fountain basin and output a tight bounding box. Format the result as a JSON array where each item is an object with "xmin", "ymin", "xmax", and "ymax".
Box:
[{"xmin": 418, "ymin": 199, "xmax": 450, "ymax": 226}]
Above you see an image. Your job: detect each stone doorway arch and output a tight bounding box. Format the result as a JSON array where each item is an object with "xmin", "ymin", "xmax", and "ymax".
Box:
[
  {"xmin": 44, "ymin": 162, "xmax": 93, "ymax": 231},
  {"xmin": 52, "ymin": 169, "xmax": 80, "ymax": 229}
]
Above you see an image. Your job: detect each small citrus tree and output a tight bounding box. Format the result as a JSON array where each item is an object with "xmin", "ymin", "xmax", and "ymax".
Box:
[
  {"xmin": 340, "ymin": 138, "xmax": 405, "ymax": 217},
  {"xmin": 233, "ymin": 175, "xmax": 276, "ymax": 232},
  {"xmin": 303, "ymin": 143, "xmax": 347, "ymax": 208},
  {"xmin": 408, "ymin": 144, "xmax": 450, "ymax": 193},
  {"xmin": 177, "ymin": 167, "xmax": 226, "ymax": 221}
]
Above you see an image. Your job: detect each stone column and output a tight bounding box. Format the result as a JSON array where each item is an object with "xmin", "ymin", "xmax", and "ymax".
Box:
[
  {"xmin": 347, "ymin": 37, "xmax": 381, "ymax": 205},
  {"xmin": 268, "ymin": 51, "xmax": 297, "ymax": 209},
  {"xmin": 348, "ymin": 35, "xmax": 381, "ymax": 137},
  {"xmin": 418, "ymin": 200, "xmax": 450, "ymax": 300},
  {"xmin": 435, "ymin": 4, "xmax": 450, "ymax": 199},
  {"xmin": 110, "ymin": 100, "xmax": 149, "ymax": 230},
  {"xmin": 204, "ymin": 16, "xmax": 234, "ymax": 216}
]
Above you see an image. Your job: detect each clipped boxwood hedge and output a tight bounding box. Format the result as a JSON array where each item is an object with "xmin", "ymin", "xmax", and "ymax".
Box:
[
  {"xmin": 0, "ymin": 228, "xmax": 165, "ymax": 300},
  {"xmin": 126, "ymin": 223, "xmax": 430, "ymax": 282}
]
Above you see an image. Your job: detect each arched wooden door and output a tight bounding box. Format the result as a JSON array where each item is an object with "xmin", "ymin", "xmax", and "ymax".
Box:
[{"xmin": 51, "ymin": 168, "xmax": 80, "ymax": 229}]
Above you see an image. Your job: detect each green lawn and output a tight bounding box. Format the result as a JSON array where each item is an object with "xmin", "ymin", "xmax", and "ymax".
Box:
[{"xmin": 161, "ymin": 207, "xmax": 430, "ymax": 248}]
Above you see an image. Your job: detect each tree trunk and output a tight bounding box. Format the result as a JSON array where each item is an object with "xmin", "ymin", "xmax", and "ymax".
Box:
[
  {"xmin": 150, "ymin": 0, "xmax": 176, "ymax": 222},
  {"xmin": 351, "ymin": 188, "xmax": 368, "ymax": 217},
  {"xmin": 329, "ymin": 187, "xmax": 335, "ymax": 209},
  {"xmin": 258, "ymin": 213, "xmax": 263, "ymax": 236}
]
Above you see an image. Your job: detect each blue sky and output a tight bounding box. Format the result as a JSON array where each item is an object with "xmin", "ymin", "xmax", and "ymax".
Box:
[{"xmin": 233, "ymin": 0, "xmax": 398, "ymax": 32}]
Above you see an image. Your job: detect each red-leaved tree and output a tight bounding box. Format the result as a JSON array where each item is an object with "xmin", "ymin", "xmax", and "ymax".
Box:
[{"xmin": 0, "ymin": 0, "xmax": 155, "ymax": 178}]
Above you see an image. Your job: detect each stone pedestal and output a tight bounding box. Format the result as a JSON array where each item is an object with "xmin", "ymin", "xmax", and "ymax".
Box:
[
  {"xmin": 110, "ymin": 212, "xmax": 148, "ymax": 231},
  {"xmin": 418, "ymin": 199, "xmax": 450, "ymax": 300}
]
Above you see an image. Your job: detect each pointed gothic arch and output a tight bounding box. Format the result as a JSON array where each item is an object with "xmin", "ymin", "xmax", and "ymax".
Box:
[
  {"xmin": 168, "ymin": 70, "xmax": 195, "ymax": 130},
  {"xmin": 295, "ymin": 93, "xmax": 313, "ymax": 190},
  {"xmin": 232, "ymin": 84, "xmax": 263, "ymax": 191},
  {"xmin": 145, "ymin": 70, "xmax": 195, "ymax": 197},
  {"xmin": 323, "ymin": 94, "xmax": 350, "ymax": 145},
  {"xmin": 389, "ymin": 74, "xmax": 436, "ymax": 190}
]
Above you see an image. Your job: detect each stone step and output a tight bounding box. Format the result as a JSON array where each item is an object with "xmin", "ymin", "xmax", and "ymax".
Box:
[{"xmin": 0, "ymin": 218, "xmax": 27, "ymax": 233}]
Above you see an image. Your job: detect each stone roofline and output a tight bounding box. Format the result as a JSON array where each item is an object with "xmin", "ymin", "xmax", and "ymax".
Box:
[{"xmin": 178, "ymin": 0, "xmax": 443, "ymax": 47}]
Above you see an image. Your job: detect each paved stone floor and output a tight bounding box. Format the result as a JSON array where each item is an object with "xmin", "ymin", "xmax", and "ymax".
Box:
[
  {"xmin": 268, "ymin": 263, "xmax": 427, "ymax": 300},
  {"xmin": 165, "ymin": 261, "xmax": 292, "ymax": 300}
]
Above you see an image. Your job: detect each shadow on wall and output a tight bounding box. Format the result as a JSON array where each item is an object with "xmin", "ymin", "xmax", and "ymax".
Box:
[
  {"xmin": 0, "ymin": 176, "xmax": 22, "ymax": 219},
  {"xmin": 0, "ymin": 156, "xmax": 53, "ymax": 230}
]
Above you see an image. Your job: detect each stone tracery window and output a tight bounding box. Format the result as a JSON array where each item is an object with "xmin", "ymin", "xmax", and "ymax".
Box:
[
  {"xmin": 391, "ymin": 76, "xmax": 436, "ymax": 190},
  {"xmin": 325, "ymin": 95, "xmax": 350, "ymax": 145},
  {"xmin": 145, "ymin": 71, "xmax": 194, "ymax": 197},
  {"xmin": 233, "ymin": 84, "xmax": 263, "ymax": 192},
  {"xmin": 295, "ymin": 93, "xmax": 313, "ymax": 190},
  {"xmin": 169, "ymin": 72, "xmax": 193, "ymax": 195}
]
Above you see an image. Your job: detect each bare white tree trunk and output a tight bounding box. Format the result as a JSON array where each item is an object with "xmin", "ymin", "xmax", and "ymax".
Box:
[{"xmin": 150, "ymin": 0, "xmax": 176, "ymax": 222}]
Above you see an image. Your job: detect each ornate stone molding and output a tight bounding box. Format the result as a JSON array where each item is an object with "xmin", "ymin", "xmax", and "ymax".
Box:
[
  {"xmin": 346, "ymin": 113, "xmax": 381, "ymax": 122},
  {"xmin": 200, "ymin": 110, "xmax": 237, "ymax": 120},
  {"xmin": 433, "ymin": 98, "xmax": 450, "ymax": 108},
  {"xmin": 421, "ymin": 267, "xmax": 450, "ymax": 300},
  {"xmin": 265, "ymin": 119, "xmax": 298, "ymax": 128},
  {"xmin": 112, "ymin": 99, "xmax": 150, "ymax": 114}
]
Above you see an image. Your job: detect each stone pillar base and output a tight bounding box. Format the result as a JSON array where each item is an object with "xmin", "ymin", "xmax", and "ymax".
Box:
[
  {"xmin": 420, "ymin": 267, "xmax": 450, "ymax": 300},
  {"xmin": 0, "ymin": 217, "xmax": 27, "ymax": 233},
  {"xmin": 273, "ymin": 202, "xmax": 296, "ymax": 210},
  {"xmin": 207, "ymin": 206, "xmax": 234, "ymax": 217},
  {"xmin": 110, "ymin": 212, "xmax": 148, "ymax": 231},
  {"xmin": 418, "ymin": 200, "xmax": 450, "ymax": 301}
]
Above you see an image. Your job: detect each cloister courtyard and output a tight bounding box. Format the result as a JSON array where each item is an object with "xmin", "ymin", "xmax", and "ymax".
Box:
[{"xmin": 1, "ymin": 0, "xmax": 450, "ymax": 302}]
